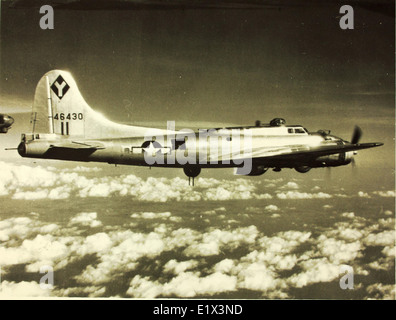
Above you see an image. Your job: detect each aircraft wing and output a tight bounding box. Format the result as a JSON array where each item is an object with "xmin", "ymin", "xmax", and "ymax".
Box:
[
  {"xmin": 49, "ymin": 141, "xmax": 105, "ymax": 150},
  {"xmin": 210, "ymin": 142, "xmax": 383, "ymax": 162}
]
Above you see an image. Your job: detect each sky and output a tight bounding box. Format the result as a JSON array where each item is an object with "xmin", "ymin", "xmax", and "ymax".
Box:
[
  {"xmin": 0, "ymin": 0, "xmax": 394, "ymax": 299},
  {"xmin": 0, "ymin": 0, "xmax": 394, "ymax": 167}
]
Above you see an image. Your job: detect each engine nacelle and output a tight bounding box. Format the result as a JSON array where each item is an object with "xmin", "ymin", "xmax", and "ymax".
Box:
[
  {"xmin": 235, "ymin": 165, "xmax": 268, "ymax": 176},
  {"xmin": 316, "ymin": 152, "xmax": 353, "ymax": 167}
]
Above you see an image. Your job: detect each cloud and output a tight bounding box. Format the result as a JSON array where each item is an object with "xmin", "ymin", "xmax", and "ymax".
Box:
[
  {"xmin": 53, "ymin": 286, "xmax": 106, "ymax": 298},
  {"xmin": 0, "ymin": 178, "xmax": 393, "ymax": 300},
  {"xmin": 0, "ymin": 161, "xmax": 273, "ymax": 202},
  {"xmin": 0, "ymin": 233, "xmax": 72, "ymax": 272},
  {"xmin": 127, "ymin": 272, "xmax": 238, "ymax": 298},
  {"xmin": 163, "ymin": 259, "xmax": 199, "ymax": 275},
  {"xmin": 341, "ymin": 212, "xmax": 355, "ymax": 219},
  {"xmin": 317, "ymin": 236, "xmax": 362, "ymax": 264},
  {"xmin": 368, "ymin": 259, "xmax": 394, "ymax": 271},
  {"xmin": 287, "ymin": 258, "xmax": 340, "ymax": 288},
  {"xmin": 378, "ymin": 217, "xmax": 394, "ymax": 229},
  {"xmin": 12, "ymin": 189, "xmax": 49, "ymax": 200},
  {"xmin": 69, "ymin": 212, "xmax": 102, "ymax": 228},
  {"xmin": 213, "ymin": 259, "xmax": 235, "ymax": 274},
  {"xmin": 236, "ymin": 263, "xmax": 279, "ymax": 291},
  {"xmin": 373, "ymin": 190, "xmax": 396, "ymax": 197},
  {"xmin": 364, "ymin": 230, "xmax": 395, "ymax": 247},
  {"xmin": 358, "ymin": 191, "xmax": 370, "ymax": 198},
  {"xmin": 0, "ymin": 217, "xmax": 36, "ymax": 242},
  {"xmin": 48, "ymin": 186, "xmax": 71, "ymax": 200},
  {"xmin": 76, "ymin": 233, "xmax": 113, "ymax": 256},
  {"xmin": 64, "ymin": 166, "xmax": 103, "ymax": 173},
  {"xmin": 183, "ymin": 226, "xmax": 259, "ymax": 257},
  {"xmin": 126, "ymin": 276, "xmax": 163, "ymax": 298},
  {"xmin": 130, "ymin": 212, "xmax": 172, "ymax": 220},
  {"xmin": 282, "ymin": 182, "xmax": 299, "ymax": 189},
  {"xmin": 264, "ymin": 205, "xmax": 279, "ymax": 212},
  {"xmin": 74, "ymin": 229, "xmax": 167, "ymax": 285},
  {"xmin": 0, "ymin": 281, "xmax": 51, "ymax": 298},
  {"xmin": 366, "ymin": 284, "xmax": 396, "ymax": 300},
  {"xmin": 276, "ymin": 191, "xmax": 332, "ymax": 199}
]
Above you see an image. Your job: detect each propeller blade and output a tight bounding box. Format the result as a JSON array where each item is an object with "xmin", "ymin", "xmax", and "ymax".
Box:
[{"xmin": 351, "ymin": 126, "xmax": 362, "ymax": 144}]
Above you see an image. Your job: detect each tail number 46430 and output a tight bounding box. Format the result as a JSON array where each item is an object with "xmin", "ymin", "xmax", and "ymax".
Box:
[{"xmin": 54, "ymin": 113, "xmax": 83, "ymax": 120}]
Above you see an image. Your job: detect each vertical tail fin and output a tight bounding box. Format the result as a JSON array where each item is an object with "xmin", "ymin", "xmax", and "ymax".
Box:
[
  {"xmin": 31, "ymin": 70, "xmax": 151, "ymax": 139},
  {"xmin": 32, "ymin": 70, "xmax": 88, "ymax": 137}
]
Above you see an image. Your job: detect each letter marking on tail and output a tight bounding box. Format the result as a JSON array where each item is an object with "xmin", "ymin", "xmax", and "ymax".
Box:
[{"xmin": 50, "ymin": 75, "xmax": 70, "ymax": 99}]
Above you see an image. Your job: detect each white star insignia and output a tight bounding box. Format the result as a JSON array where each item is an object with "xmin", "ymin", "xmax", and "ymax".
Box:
[{"xmin": 143, "ymin": 142, "xmax": 160, "ymax": 156}]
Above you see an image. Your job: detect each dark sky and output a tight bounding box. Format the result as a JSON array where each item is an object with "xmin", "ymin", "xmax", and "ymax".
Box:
[{"xmin": 0, "ymin": 0, "xmax": 394, "ymax": 168}]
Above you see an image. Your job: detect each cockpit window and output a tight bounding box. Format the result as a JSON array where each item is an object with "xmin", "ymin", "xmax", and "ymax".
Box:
[{"xmin": 294, "ymin": 128, "xmax": 305, "ymax": 134}]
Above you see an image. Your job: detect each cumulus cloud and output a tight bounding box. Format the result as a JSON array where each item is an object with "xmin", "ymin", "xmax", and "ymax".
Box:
[
  {"xmin": 213, "ymin": 259, "xmax": 235, "ymax": 274},
  {"xmin": 63, "ymin": 166, "xmax": 103, "ymax": 173},
  {"xmin": 127, "ymin": 272, "xmax": 238, "ymax": 298},
  {"xmin": 12, "ymin": 189, "xmax": 49, "ymax": 200},
  {"xmin": 276, "ymin": 191, "xmax": 332, "ymax": 199},
  {"xmin": 358, "ymin": 191, "xmax": 370, "ymax": 198},
  {"xmin": 373, "ymin": 190, "xmax": 396, "ymax": 198},
  {"xmin": 164, "ymin": 272, "xmax": 237, "ymax": 297},
  {"xmin": 69, "ymin": 212, "xmax": 102, "ymax": 228},
  {"xmin": 264, "ymin": 205, "xmax": 279, "ymax": 212},
  {"xmin": 282, "ymin": 182, "xmax": 299, "ymax": 189},
  {"xmin": 74, "ymin": 229, "xmax": 167, "ymax": 285},
  {"xmin": 163, "ymin": 259, "xmax": 199, "ymax": 275},
  {"xmin": 183, "ymin": 226, "xmax": 259, "ymax": 257},
  {"xmin": 131, "ymin": 212, "xmax": 171, "ymax": 220},
  {"xmin": 126, "ymin": 276, "xmax": 163, "ymax": 298},
  {"xmin": 237, "ymin": 263, "xmax": 278, "ymax": 291},
  {"xmin": 288, "ymin": 258, "xmax": 340, "ymax": 288},
  {"xmin": 53, "ymin": 286, "xmax": 106, "ymax": 298},
  {"xmin": 341, "ymin": 212, "xmax": 355, "ymax": 219},
  {"xmin": 317, "ymin": 236, "xmax": 362, "ymax": 264},
  {"xmin": 364, "ymin": 230, "xmax": 395, "ymax": 247},
  {"xmin": 366, "ymin": 284, "xmax": 396, "ymax": 300},
  {"xmin": 0, "ymin": 281, "xmax": 51, "ymax": 298},
  {"xmin": 0, "ymin": 161, "xmax": 273, "ymax": 202},
  {"xmin": 0, "ymin": 180, "xmax": 394, "ymax": 300}
]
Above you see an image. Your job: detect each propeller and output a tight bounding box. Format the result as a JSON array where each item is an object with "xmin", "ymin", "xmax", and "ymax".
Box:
[{"xmin": 351, "ymin": 126, "xmax": 362, "ymax": 145}]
